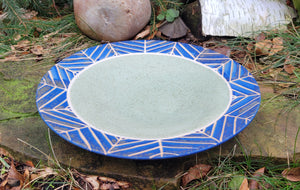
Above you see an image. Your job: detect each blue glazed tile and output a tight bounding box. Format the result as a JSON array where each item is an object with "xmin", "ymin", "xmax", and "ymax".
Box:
[
  {"xmin": 146, "ymin": 40, "xmax": 175, "ymax": 53},
  {"xmin": 36, "ymin": 40, "xmax": 261, "ymax": 160},
  {"xmin": 174, "ymin": 43, "xmax": 203, "ymax": 59}
]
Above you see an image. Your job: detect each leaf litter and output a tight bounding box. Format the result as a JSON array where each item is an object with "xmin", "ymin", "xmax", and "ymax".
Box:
[
  {"xmin": 181, "ymin": 163, "xmax": 300, "ymax": 189},
  {"xmin": 181, "ymin": 164, "xmax": 212, "ymax": 187},
  {"xmin": 282, "ymin": 167, "xmax": 300, "ymax": 182},
  {"xmin": 0, "ymin": 148, "xmax": 131, "ymax": 190}
]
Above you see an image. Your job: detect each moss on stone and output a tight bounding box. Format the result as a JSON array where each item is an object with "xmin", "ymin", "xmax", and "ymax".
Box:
[{"xmin": 0, "ymin": 79, "xmax": 37, "ymax": 120}]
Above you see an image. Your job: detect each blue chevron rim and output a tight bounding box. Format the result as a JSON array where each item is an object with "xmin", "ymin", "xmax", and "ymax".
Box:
[{"xmin": 36, "ymin": 40, "xmax": 261, "ymax": 159}]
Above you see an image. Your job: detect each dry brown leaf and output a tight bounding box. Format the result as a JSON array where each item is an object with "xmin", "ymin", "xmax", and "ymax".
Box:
[
  {"xmin": 0, "ymin": 179, "xmax": 8, "ymax": 189},
  {"xmin": 22, "ymin": 10, "xmax": 38, "ymax": 20},
  {"xmin": 0, "ymin": 148, "xmax": 13, "ymax": 158},
  {"xmin": 213, "ymin": 46, "xmax": 231, "ymax": 57},
  {"xmin": 97, "ymin": 176, "xmax": 130, "ymax": 190},
  {"xmin": 117, "ymin": 181, "xmax": 130, "ymax": 189},
  {"xmin": 7, "ymin": 162, "xmax": 25, "ymax": 189},
  {"xmin": 71, "ymin": 170, "xmax": 94, "ymax": 190},
  {"xmin": 23, "ymin": 169, "xmax": 30, "ymax": 188},
  {"xmin": 282, "ymin": 167, "xmax": 300, "ymax": 182},
  {"xmin": 249, "ymin": 167, "xmax": 265, "ymax": 190},
  {"xmin": 84, "ymin": 176, "xmax": 100, "ymax": 190},
  {"xmin": 272, "ymin": 37, "xmax": 283, "ymax": 45},
  {"xmin": 255, "ymin": 40, "xmax": 272, "ymax": 55},
  {"xmin": 30, "ymin": 167, "xmax": 57, "ymax": 181},
  {"xmin": 24, "ymin": 161, "xmax": 34, "ymax": 168},
  {"xmin": 31, "ymin": 45, "xmax": 44, "ymax": 55},
  {"xmin": 48, "ymin": 37, "xmax": 66, "ymax": 45},
  {"xmin": 239, "ymin": 178, "xmax": 249, "ymax": 190},
  {"xmin": 255, "ymin": 33, "xmax": 266, "ymax": 42},
  {"xmin": 269, "ymin": 37, "xmax": 284, "ymax": 55},
  {"xmin": 284, "ymin": 64, "xmax": 295, "ymax": 74},
  {"xmin": 98, "ymin": 176, "xmax": 117, "ymax": 183},
  {"xmin": 181, "ymin": 164, "xmax": 212, "ymax": 187},
  {"xmin": 100, "ymin": 183, "xmax": 114, "ymax": 190},
  {"xmin": 253, "ymin": 167, "xmax": 265, "ymax": 176},
  {"xmin": 1, "ymin": 54, "xmax": 20, "ymax": 62},
  {"xmin": 247, "ymin": 43, "xmax": 255, "ymax": 52},
  {"xmin": 13, "ymin": 40, "xmax": 31, "ymax": 51}
]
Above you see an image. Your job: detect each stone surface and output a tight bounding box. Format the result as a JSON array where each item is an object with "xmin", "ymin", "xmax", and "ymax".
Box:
[
  {"xmin": 0, "ymin": 58, "xmax": 299, "ymax": 189},
  {"xmin": 74, "ymin": 0, "xmax": 151, "ymax": 41}
]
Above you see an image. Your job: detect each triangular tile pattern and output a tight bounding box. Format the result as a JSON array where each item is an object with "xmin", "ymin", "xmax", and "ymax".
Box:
[{"xmin": 36, "ymin": 40, "xmax": 261, "ymax": 159}]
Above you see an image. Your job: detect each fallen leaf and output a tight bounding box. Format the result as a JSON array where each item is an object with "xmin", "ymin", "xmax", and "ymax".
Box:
[
  {"xmin": 100, "ymin": 183, "xmax": 114, "ymax": 190},
  {"xmin": 213, "ymin": 46, "xmax": 231, "ymax": 57},
  {"xmin": 282, "ymin": 167, "xmax": 300, "ymax": 182},
  {"xmin": 24, "ymin": 161, "xmax": 34, "ymax": 168},
  {"xmin": 98, "ymin": 176, "xmax": 130, "ymax": 189},
  {"xmin": 249, "ymin": 167, "xmax": 265, "ymax": 189},
  {"xmin": 71, "ymin": 170, "xmax": 94, "ymax": 190},
  {"xmin": 1, "ymin": 54, "xmax": 20, "ymax": 62},
  {"xmin": 255, "ymin": 40, "xmax": 272, "ymax": 55},
  {"xmin": 240, "ymin": 178, "xmax": 249, "ymax": 190},
  {"xmin": 255, "ymin": 33, "xmax": 266, "ymax": 42},
  {"xmin": 7, "ymin": 162, "xmax": 25, "ymax": 189},
  {"xmin": 30, "ymin": 167, "xmax": 57, "ymax": 181},
  {"xmin": 0, "ymin": 148, "xmax": 13, "ymax": 158},
  {"xmin": 284, "ymin": 64, "xmax": 295, "ymax": 74},
  {"xmin": 98, "ymin": 176, "xmax": 117, "ymax": 183},
  {"xmin": 48, "ymin": 37, "xmax": 66, "ymax": 45},
  {"xmin": 22, "ymin": 10, "xmax": 38, "ymax": 20},
  {"xmin": 13, "ymin": 40, "xmax": 31, "ymax": 51},
  {"xmin": 31, "ymin": 45, "xmax": 44, "ymax": 55},
  {"xmin": 23, "ymin": 169, "xmax": 30, "ymax": 188},
  {"xmin": 228, "ymin": 176, "xmax": 246, "ymax": 190},
  {"xmin": 84, "ymin": 176, "xmax": 100, "ymax": 190},
  {"xmin": 253, "ymin": 167, "xmax": 265, "ymax": 176},
  {"xmin": 247, "ymin": 42, "xmax": 255, "ymax": 52},
  {"xmin": 269, "ymin": 37, "xmax": 283, "ymax": 55},
  {"xmin": 0, "ymin": 179, "xmax": 8, "ymax": 189},
  {"xmin": 117, "ymin": 181, "xmax": 130, "ymax": 189},
  {"xmin": 181, "ymin": 164, "xmax": 212, "ymax": 187}
]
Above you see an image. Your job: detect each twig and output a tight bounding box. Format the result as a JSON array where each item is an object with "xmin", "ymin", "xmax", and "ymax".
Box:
[
  {"xmin": 47, "ymin": 128, "xmax": 61, "ymax": 168},
  {"xmin": 43, "ymin": 23, "xmax": 72, "ymax": 39},
  {"xmin": 17, "ymin": 138, "xmax": 51, "ymax": 160},
  {"xmin": 52, "ymin": 0, "xmax": 61, "ymax": 17},
  {"xmin": 3, "ymin": 0, "xmax": 27, "ymax": 30}
]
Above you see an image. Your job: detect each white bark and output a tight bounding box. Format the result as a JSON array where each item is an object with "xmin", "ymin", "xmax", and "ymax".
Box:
[{"xmin": 199, "ymin": 0, "xmax": 296, "ymax": 37}]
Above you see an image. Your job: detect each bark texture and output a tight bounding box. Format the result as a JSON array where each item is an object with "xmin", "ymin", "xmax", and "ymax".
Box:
[{"xmin": 199, "ymin": 0, "xmax": 296, "ymax": 37}]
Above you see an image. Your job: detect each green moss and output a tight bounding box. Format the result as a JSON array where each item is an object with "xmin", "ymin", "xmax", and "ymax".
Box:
[{"xmin": 0, "ymin": 79, "xmax": 37, "ymax": 120}]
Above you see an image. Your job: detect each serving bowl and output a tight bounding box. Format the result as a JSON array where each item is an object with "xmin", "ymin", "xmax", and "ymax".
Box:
[{"xmin": 36, "ymin": 40, "xmax": 260, "ymax": 159}]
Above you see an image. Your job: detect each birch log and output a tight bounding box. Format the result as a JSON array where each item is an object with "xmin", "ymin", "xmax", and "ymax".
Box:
[{"xmin": 199, "ymin": 0, "xmax": 296, "ymax": 37}]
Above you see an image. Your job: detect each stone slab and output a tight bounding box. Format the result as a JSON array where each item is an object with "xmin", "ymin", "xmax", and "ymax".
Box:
[{"xmin": 0, "ymin": 59, "xmax": 299, "ymax": 189}]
